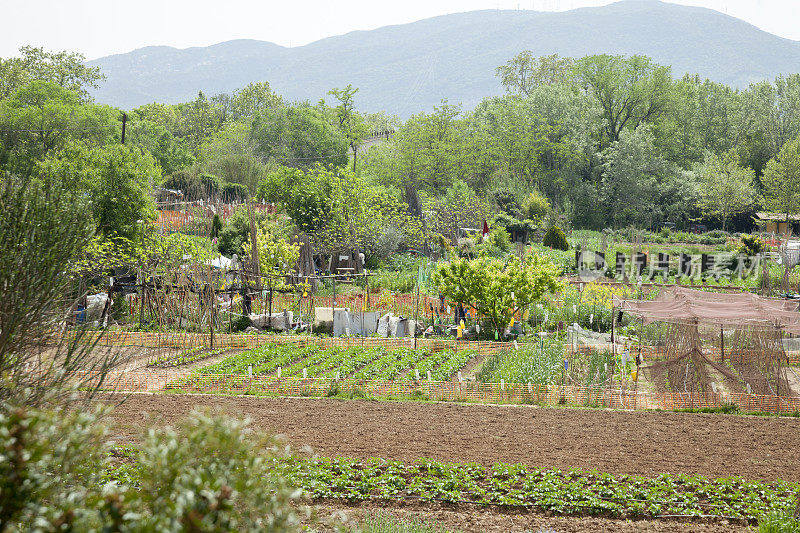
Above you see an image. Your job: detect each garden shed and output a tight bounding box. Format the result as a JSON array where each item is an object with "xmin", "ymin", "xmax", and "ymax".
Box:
[
  {"xmin": 328, "ymin": 249, "xmax": 364, "ymax": 275},
  {"xmin": 756, "ymin": 212, "xmax": 800, "ymax": 236}
]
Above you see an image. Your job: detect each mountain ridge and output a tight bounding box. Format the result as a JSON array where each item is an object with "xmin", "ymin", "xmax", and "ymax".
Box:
[{"xmin": 87, "ymin": 0, "xmax": 800, "ymax": 117}]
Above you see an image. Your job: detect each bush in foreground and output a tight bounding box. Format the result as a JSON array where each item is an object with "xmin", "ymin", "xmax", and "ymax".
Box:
[{"xmin": 0, "ymin": 405, "xmax": 303, "ymax": 532}]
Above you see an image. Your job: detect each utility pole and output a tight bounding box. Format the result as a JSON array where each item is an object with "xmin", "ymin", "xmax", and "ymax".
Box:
[{"xmin": 121, "ymin": 113, "xmax": 127, "ymax": 144}]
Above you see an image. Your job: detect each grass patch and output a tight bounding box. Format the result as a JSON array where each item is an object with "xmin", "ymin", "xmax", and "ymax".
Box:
[{"xmin": 354, "ymin": 510, "xmax": 457, "ymax": 533}]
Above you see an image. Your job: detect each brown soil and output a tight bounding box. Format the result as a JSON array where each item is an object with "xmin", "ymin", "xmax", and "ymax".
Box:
[
  {"xmin": 308, "ymin": 502, "xmax": 749, "ymax": 532},
  {"xmin": 105, "ymin": 393, "xmax": 800, "ymax": 482}
]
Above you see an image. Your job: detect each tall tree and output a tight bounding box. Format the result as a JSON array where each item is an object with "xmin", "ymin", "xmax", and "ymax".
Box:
[
  {"xmin": 0, "ymin": 46, "xmax": 104, "ymax": 101},
  {"xmin": 38, "ymin": 143, "xmax": 160, "ymax": 243},
  {"xmin": 363, "ymin": 101, "xmax": 471, "ymax": 213},
  {"xmin": 251, "ymin": 103, "xmax": 349, "ymax": 169},
  {"xmin": 599, "ymin": 125, "xmax": 673, "ymax": 229},
  {"xmin": 230, "ymin": 81, "xmax": 282, "ymax": 122},
  {"xmin": 327, "ymin": 84, "xmax": 368, "ymax": 173},
  {"xmin": 737, "ymin": 74, "xmax": 800, "ymax": 177},
  {"xmin": 696, "ymin": 151, "xmax": 757, "ymax": 231},
  {"xmin": 574, "ymin": 55, "xmax": 673, "ymax": 146},
  {"xmin": 0, "ymin": 81, "xmax": 118, "ymax": 176},
  {"xmin": 761, "ymin": 136, "xmax": 800, "ymax": 225},
  {"xmin": 495, "ymin": 52, "xmax": 574, "ymax": 96}
]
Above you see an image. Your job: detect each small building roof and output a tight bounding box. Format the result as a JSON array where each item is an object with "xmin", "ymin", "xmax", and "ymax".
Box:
[{"xmin": 755, "ymin": 212, "xmax": 800, "ymax": 221}]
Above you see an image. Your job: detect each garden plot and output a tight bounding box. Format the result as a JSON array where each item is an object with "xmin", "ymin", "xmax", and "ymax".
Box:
[
  {"xmin": 166, "ymin": 343, "xmax": 479, "ymax": 392},
  {"xmin": 107, "ymin": 394, "xmax": 800, "ymax": 482}
]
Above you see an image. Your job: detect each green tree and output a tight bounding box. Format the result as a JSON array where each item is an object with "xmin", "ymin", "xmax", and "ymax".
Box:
[
  {"xmin": 761, "ymin": 136, "xmax": 800, "ymax": 224},
  {"xmin": 433, "ymin": 256, "xmax": 562, "ymax": 333},
  {"xmin": 242, "ymin": 224, "xmax": 300, "ymax": 289},
  {"xmin": 476, "ymin": 96, "xmax": 568, "ymax": 190},
  {"xmin": 328, "ymin": 84, "xmax": 369, "ymax": 172},
  {"xmin": 363, "ymin": 101, "xmax": 471, "ymax": 212},
  {"xmin": 38, "ymin": 143, "xmax": 159, "ymax": 242},
  {"xmin": 200, "ymin": 121, "xmax": 267, "ymax": 193},
  {"xmin": 251, "ymin": 103, "xmax": 348, "ymax": 169},
  {"xmin": 495, "ymin": 52, "xmax": 575, "ymax": 96},
  {"xmin": 0, "ymin": 46, "xmax": 104, "ymax": 101},
  {"xmin": 127, "ymin": 118, "xmax": 194, "ymax": 175},
  {"xmin": 230, "ymin": 81, "xmax": 282, "ymax": 121},
  {"xmin": 600, "ymin": 125, "xmax": 677, "ymax": 229},
  {"xmin": 0, "ymin": 81, "xmax": 118, "ymax": 176},
  {"xmin": 739, "ymin": 75, "xmax": 800, "ymax": 169},
  {"xmin": 181, "ymin": 91, "xmax": 225, "ymax": 157},
  {"xmin": 574, "ymin": 55, "xmax": 673, "ymax": 146},
  {"xmin": 696, "ymin": 151, "xmax": 757, "ymax": 231}
]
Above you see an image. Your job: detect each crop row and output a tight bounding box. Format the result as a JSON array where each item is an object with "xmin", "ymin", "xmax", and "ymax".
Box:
[
  {"xmin": 187, "ymin": 343, "xmax": 478, "ymax": 383},
  {"xmin": 276, "ymin": 457, "xmax": 798, "ymax": 521},
  {"xmin": 147, "ymin": 347, "xmax": 227, "ymax": 368}
]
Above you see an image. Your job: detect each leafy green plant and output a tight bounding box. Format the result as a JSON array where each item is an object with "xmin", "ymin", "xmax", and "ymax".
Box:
[
  {"xmin": 521, "ymin": 190, "xmax": 551, "ymax": 222},
  {"xmin": 478, "ymin": 341, "xmax": 564, "ymax": 384},
  {"xmin": 274, "ymin": 457, "xmax": 799, "ymax": 522}
]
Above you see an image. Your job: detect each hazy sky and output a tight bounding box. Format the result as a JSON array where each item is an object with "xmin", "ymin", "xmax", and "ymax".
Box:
[{"xmin": 2, "ymin": 0, "xmax": 797, "ymax": 60}]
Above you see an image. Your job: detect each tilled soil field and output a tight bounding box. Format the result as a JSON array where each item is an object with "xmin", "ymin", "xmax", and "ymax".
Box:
[
  {"xmin": 309, "ymin": 503, "xmax": 750, "ymax": 532},
  {"xmin": 106, "ymin": 393, "xmax": 800, "ymax": 482}
]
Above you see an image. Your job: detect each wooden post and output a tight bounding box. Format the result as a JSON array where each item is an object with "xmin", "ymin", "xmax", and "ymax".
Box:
[
  {"xmin": 611, "ymin": 305, "xmax": 615, "ymax": 347},
  {"xmin": 720, "ymin": 324, "xmax": 724, "ymax": 362},
  {"xmin": 413, "ymin": 266, "xmax": 420, "ymax": 351},
  {"xmin": 268, "ymin": 275, "xmax": 273, "ymax": 329},
  {"xmin": 361, "ymin": 272, "xmax": 366, "ymax": 347},
  {"xmin": 209, "ymin": 263, "xmax": 214, "ymax": 350},
  {"xmin": 247, "ymin": 202, "xmax": 261, "ymax": 291}
]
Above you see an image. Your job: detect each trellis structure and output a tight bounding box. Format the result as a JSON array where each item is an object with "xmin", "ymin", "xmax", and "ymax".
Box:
[{"xmin": 614, "ymin": 287, "xmax": 799, "ymax": 399}]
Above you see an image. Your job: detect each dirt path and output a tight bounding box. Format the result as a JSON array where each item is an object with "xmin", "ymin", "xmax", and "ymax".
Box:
[
  {"xmin": 104, "ymin": 394, "xmax": 800, "ymax": 482},
  {"xmin": 309, "ymin": 503, "xmax": 748, "ymax": 532},
  {"xmin": 455, "ymin": 355, "xmax": 486, "ymax": 381}
]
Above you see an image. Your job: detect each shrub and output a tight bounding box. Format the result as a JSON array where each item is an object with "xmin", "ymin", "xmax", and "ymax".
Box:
[
  {"xmin": 543, "ymin": 226, "xmax": 569, "ymax": 251},
  {"xmin": 0, "ymin": 405, "xmax": 304, "ymax": 532},
  {"xmin": 522, "ymin": 190, "xmax": 551, "ymax": 221},
  {"xmin": 222, "ymin": 182, "xmax": 249, "ymax": 203},
  {"xmin": 433, "ymin": 255, "xmax": 562, "ymax": 333},
  {"xmin": 492, "ymin": 188, "xmax": 520, "ymax": 216},
  {"xmin": 739, "ymin": 234, "xmax": 766, "ymax": 256},
  {"xmin": 0, "ymin": 178, "xmax": 121, "ymax": 407},
  {"xmin": 211, "ymin": 213, "xmax": 222, "ymax": 238}
]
